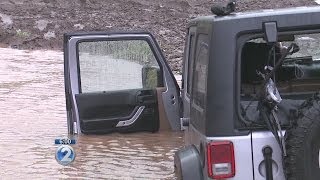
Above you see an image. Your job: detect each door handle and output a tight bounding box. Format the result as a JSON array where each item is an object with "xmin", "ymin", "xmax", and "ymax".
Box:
[
  {"xmin": 137, "ymin": 90, "xmax": 156, "ymax": 104},
  {"xmin": 137, "ymin": 94, "xmax": 155, "ymax": 104}
]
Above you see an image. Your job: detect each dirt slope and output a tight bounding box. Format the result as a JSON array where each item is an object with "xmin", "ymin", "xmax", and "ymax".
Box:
[{"xmin": 0, "ymin": 0, "xmax": 318, "ymax": 72}]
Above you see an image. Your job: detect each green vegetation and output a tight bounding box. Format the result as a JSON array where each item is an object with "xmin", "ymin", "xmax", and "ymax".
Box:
[
  {"xmin": 78, "ymin": 40, "xmax": 157, "ymax": 66},
  {"xmin": 113, "ymin": 41, "xmax": 155, "ymax": 65},
  {"xmin": 15, "ymin": 29, "xmax": 30, "ymax": 38},
  {"xmin": 143, "ymin": 67, "xmax": 160, "ymax": 88}
]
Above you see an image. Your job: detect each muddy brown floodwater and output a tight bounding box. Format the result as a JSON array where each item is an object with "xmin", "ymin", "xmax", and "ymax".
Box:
[{"xmin": 0, "ymin": 48, "xmax": 183, "ymax": 179}]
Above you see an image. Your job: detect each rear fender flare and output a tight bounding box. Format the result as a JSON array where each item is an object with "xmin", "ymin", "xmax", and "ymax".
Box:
[{"xmin": 174, "ymin": 145, "xmax": 204, "ymax": 180}]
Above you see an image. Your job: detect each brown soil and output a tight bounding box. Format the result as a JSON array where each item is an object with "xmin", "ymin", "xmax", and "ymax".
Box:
[{"xmin": 0, "ymin": 0, "xmax": 318, "ymax": 72}]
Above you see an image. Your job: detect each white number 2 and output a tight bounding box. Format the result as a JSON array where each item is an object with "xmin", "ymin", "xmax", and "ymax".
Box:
[{"xmin": 61, "ymin": 147, "xmax": 72, "ymax": 162}]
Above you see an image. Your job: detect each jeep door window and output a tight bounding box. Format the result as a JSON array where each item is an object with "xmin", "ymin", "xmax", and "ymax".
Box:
[
  {"xmin": 78, "ymin": 40, "xmax": 160, "ymax": 93},
  {"xmin": 191, "ymin": 34, "xmax": 209, "ymax": 129},
  {"xmin": 239, "ymin": 32, "xmax": 320, "ymax": 128}
]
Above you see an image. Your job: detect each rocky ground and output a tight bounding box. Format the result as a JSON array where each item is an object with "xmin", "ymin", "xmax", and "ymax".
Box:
[{"xmin": 0, "ymin": 0, "xmax": 318, "ymax": 73}]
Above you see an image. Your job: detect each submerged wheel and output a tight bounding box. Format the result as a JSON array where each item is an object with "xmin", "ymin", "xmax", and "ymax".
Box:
[{"xmin": 285, "ymin": 93, "xmax": 320, "ymax": 180}]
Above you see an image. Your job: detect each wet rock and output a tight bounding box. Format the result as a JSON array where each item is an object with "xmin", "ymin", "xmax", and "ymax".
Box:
[
  {"xmin": 0, "ymin": 13, "xmax": 13, "ymax": 28},
  {"xmin": 44, "ymin": 31, "xmax": 56, "ymax": 39},
  {"xmin": 74, "ymin": 24, "xmax": 85, "ymax": 30},
  {"xmin": 35, "ymin": 20, "xmax": 49, "ymax": 31}
]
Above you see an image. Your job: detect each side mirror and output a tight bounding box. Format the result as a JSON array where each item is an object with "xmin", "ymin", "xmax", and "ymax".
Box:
[
  {"xmin": 142, "ymin": 66, "xmax": 163, "ymax": 88},
  {"xmin": 263, "ymin": 22, "xmax": 278, "ymax": 44}
]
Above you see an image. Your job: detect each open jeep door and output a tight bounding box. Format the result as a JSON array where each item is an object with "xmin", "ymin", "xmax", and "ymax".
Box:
[{"xmin": 64, "ymin": 32, "xmax": 180, "ymax": 134}]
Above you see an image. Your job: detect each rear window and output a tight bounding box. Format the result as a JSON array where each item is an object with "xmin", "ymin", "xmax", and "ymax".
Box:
[
  {"xmin": 190, "ymin": 34, "xmax": 209, "ymax": 129},
  {"xmin": 187, "ymin": 34, "xmax": 195, "ymax": 95},
  {"xmin": 241, "ymin": 33, "xmax": 320, "ymax": 95},
  {"xmin": 192, "ymin": 35, "xmax": 209, "ymax": 108},
  {"xmin": 239, "ymin": 32, "xmax": 320, "ymax": 128}
]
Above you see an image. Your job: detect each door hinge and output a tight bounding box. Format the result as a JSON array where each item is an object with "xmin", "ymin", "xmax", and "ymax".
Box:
[{"xmin": 180, "ymin": 117, "xmax": 190, "ymax": 127}]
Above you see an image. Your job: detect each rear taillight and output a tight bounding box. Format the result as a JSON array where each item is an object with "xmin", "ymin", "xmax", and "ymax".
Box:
[{"xmin": 207, "ymin": 141, "xmax": 235, "ymax": 179}]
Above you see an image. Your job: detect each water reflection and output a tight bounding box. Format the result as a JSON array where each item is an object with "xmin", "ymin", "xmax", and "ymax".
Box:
[{"xmin": 0, "ymin": 48, "xmax": 183, "ymax": 179}]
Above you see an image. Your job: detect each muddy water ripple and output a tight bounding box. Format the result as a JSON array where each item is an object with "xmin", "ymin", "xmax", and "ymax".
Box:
[{"xmin": 0, "ymin": 48, "xmax": 183, "ymax": 179}]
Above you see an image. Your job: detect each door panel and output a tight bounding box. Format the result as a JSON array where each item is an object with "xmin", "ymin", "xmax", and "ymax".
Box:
[
  {"xmin": 76, "ymin": 89, "xmax": 158, "ymax": 134},
  {"xmin": 76, "ymin": 90, "xmax": 141, "ymax": 120},
  {"xmin": 64, "ymin": 32, "xmax": 180, "ymax": 134}
]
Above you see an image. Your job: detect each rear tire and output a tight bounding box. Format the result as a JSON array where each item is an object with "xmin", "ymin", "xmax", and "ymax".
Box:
[{"xmin": 285, "ymin": 93, "xmax": 320, "ymax": 180}]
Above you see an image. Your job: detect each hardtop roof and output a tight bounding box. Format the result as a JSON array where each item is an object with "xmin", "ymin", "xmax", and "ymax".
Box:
[{"xmin": 189, "ymin": 6, "xmax": 320, "ymax": 27}]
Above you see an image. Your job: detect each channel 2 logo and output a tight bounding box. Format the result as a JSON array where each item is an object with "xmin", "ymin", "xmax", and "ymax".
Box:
[{"xmin": 54, "ymin": 137, "xmax": 76, "ymax": 166}]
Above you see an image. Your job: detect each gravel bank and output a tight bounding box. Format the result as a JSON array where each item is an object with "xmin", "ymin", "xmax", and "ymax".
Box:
[{"xmin": 0, "ymin": 0, "xmax": 318, "ymax": 73}]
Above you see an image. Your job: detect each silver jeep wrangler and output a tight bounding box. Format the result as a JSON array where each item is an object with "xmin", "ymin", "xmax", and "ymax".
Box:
[{"xmin": 63, "ymin": 5, "xmax": 320, "ymax": 180}]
